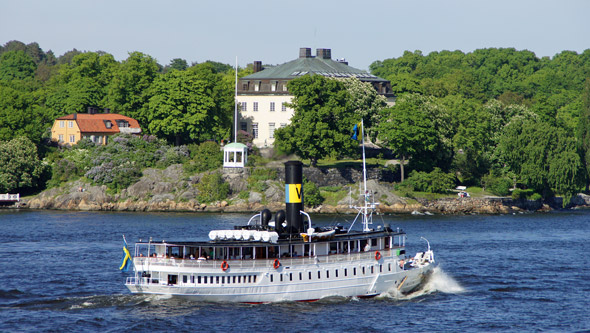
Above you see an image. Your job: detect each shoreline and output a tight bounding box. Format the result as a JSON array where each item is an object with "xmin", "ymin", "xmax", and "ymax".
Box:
[{"xmin": 14, "ymin": 194, "xmax": 590, "ymax": 215}]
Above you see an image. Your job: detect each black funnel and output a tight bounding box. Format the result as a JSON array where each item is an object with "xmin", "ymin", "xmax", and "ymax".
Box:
[{"xmin": 284, "ymin": 161, "xmax": 304, "ymax": 234}]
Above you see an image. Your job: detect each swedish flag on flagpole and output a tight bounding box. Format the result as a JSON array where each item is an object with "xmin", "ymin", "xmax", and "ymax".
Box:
[
  {"xmin": 119, "ymin": 235, "xmax": 132, "ymax": 272},
  {"xmin": 351, "ymin": 121, "xmax": 363, "ymax": 141}
]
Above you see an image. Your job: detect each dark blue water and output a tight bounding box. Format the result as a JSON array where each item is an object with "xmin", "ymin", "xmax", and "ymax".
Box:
[{"xmin": 0, "ymin": 209, "xmax": 589, "ymax": 332}]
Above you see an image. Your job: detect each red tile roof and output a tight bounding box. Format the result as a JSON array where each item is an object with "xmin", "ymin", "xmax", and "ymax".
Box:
[{"xmin": 56, "ymin": 113, "xmax": 141, "ymax": 134}]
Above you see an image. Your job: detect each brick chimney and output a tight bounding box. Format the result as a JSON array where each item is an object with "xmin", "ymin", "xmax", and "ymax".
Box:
[
  {"xmin": 316, "ymin": 48, "xmax": 331, "ymax": 59},
  {"xmin": 299, "ymin": 47, "xmax": 312, "ymax": 58},
  {"xmin": 253, "ymin": 61, "xmax": 262, "ymax": 73}
]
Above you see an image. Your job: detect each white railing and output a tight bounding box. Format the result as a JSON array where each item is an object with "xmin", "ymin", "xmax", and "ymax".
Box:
[
  {"xmin": 119, "ymin": 127, "xmax": 141, "ymax": 134},
  {"xmin": 0, "ymin": 193, "xmax": 19, "ymax": 201},
  {"xmin": 132, "ymin": 249, "xmax": 401, "ymax": 270}
]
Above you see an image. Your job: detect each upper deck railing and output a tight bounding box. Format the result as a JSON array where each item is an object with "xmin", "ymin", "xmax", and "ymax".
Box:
[{"xmin": 132, "ymin": 247, "xmax": 403, "ymax": 270}]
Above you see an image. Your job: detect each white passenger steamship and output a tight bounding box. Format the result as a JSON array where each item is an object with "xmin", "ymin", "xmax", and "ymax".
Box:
[{"xmin": 124, "ymin": 161, "xmax": 435, "ymax": 303}]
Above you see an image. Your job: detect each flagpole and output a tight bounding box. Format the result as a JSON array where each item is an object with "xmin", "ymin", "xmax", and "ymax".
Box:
[
  {"xmin": 361, "ymin": 119, "xmax": 367, "ymax": 199},
  {"xmin": 234, "ymin": 56, "xmax": 238, "ymax": 143}
]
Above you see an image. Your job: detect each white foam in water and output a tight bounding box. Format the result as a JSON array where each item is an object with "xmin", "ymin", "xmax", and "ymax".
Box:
[{"xmin": 380, "ymin": 266, "xmax": 465, "ymax": 300}]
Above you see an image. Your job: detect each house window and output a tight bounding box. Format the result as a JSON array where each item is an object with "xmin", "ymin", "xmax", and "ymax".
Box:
[
  {"xmin": 68, "ymin": 121, "xmax": 74, "ymax": 128},
  {"xmin": 280, "ymin": 123, "xmax": 287, "ymax": 128},
  {"xmin": 69, "ymin": 135, "xmax": 75, "ymax": 143},
  {"xmin": 271, "ymin": 82, "xmax": 277, "ymax": 91},
  {"xmin": 59, "ymin": 120, "xmax": 65, "ymax": 128},
  {"xmin": 105, "ymin": 121, "xmax": 112, "ymax": 129},
  {"xmin": 241, "ymin": 102, "xmax": 247, "ymax": 112},
  {"xmin": 240, "ymin": 122, "xmax": 247, "ymax": 132},
  {"xmin": 269, "ymin": 123, "xmax": 275, "ymax": 139},
  {"xmin": 252, "ymin": 123, "xmax": 258, "ymax": 139},
  {"xmin": 253, "ymin": 102, "xmax": 258, "ymax": 112},
  {"xmin": 255, "ymin": 82, "xmax": 260, "ymax": 92},
  {"xmin": 282, "ymin": 83, "xmax": 288, "ymax": 92},
  {"xmin": 58, "ymin": 134, "xmax": 64, "ymax": 142},
  {"xmin": 281, "ymin": 102, "xmax": 287, "ymax": 112},
  {"xmin": 270, "ymin": 102, "xmax": 275, "ymax": 112},
  {"xmin": 242, "ymin": 83, "xmax": 248, "ymax": 91}
]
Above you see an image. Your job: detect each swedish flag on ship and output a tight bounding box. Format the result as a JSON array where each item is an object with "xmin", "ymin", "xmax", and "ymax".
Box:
[{"xmin": 119, "ymin": 236, "xmax": 132, "ymax": 272}]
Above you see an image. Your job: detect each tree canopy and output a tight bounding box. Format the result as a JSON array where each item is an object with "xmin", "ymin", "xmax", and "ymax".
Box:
[{"xmin": 274, "ymin": 75, "xmax": 358, "ymax": 166}]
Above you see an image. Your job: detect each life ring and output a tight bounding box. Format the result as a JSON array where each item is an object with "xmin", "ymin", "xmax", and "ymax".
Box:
[
  {"xmin": 273, "ymin": 259, "xmax": 280, "ymax": 269},
  {"xmin": 375, "ymin": 251, "xmax": 382, "ymax": 260},
  {"xmin": 221, "ymin": 260, "xmax": 229, "ymax": 271}
]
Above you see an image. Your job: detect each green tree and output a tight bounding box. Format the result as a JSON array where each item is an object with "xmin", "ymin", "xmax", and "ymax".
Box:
[
  {"xmin": 377, "ymin": 93, "xmax": 448, "ymax": 181},
  {"xmin": 0, "ymin": 50, "xmax": 36, "ymax": 81},
  {"xmin": 338, "ymin": 77, "xmax": 387, "ymax": 141},
  {"xmin": 105, "ymin": 52, "xmax": 159, "ymax": 126},
  {"xmin": 274, "ymin": 75, "xmax": 357, "ymax": 166},
  {"xmin": 496, "ymin": 116, "xmax": 584, "ymax": 204},
  {"xmin": 576, "ymin": 78, "xmax": 590, "ymax": 191},
  {"xmin": 146, "ymin": 66, "xmax": 232, "ymax": 145},
  {"xmin": 0, "ymin": 136, "xmax": 46, "ymax": 193}
]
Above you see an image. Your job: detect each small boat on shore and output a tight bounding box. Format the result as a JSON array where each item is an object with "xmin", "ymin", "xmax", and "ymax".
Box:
[{"xmin": 123, "ymin": 160, "xmax": 436, "ymax": 302}]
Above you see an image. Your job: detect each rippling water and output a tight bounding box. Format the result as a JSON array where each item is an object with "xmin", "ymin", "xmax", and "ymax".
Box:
[{"xmin": 0, "ymin": 209, "xmax": 589, "ymax": 332}]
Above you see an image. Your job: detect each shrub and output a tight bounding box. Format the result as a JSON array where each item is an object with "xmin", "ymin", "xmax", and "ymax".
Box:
[
  {"xmin": 197, "ymin": 172, "xmax": 230, "ymax": 203},
  {"xmin": 303, "ymin": 177, "xmax": 324, "ymax": 207},
  {"xmin": 482, "ymin": 174, "xmax": 512, "ymax": 196},
  {"xmin": 512, "ymin": 188, "xmax": 537, "ymax": 200},
  {"xmin": 185, "ymin": 141, "xmax": 222, "ymax": 173},
  {"xmin": 405, "ymin": 168, "xmax": 456, "ymax": 193}
]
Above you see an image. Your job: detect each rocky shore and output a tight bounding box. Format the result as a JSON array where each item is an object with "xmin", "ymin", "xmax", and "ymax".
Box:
[{"xmin": 19, "ymin": 164, "xmax": 590, "ymax": 215}]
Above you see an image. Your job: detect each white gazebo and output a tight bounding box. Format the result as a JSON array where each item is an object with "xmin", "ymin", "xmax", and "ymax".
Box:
[{"xmin": 223, "ymin": 142, "xmax": 248, "ymax": 168}]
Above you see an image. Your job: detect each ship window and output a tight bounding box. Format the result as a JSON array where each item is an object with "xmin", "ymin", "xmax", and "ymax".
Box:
[
  {"xmin": 221, "ymin": 276, "xmax": 225, "ymax": 284},
  {"xmin": 198, "ymin": 276, "xmax": 202, "ymax": 284},
  {"xmin": 380, "ymin": 265, "xmax": 383, "ymax": 273},
  {"xmin": 388, "ymin": 263, "xmax": 391, "ymax": 271},
  {"xmin": 299, "ymin": 272, "xmax": 302, "ymax": 280},
  {"xmin": 203, "ymin": 276, "xmax": 207, "ymax": 284},
  {"xmin": 183, "ymin": 275, "xmax": 188, "ymax": 283},
  {"xmin": 372, "ymin": 239, "xmax": 377, "ymax": 246},
  {"xmin": 237, "ymin": 276, "xmax": 241, "ymax": 283},
  {"xmin": 280, "ymin": 274, "xmax": 283, "ymax": 282},
  {"xmin": 326, "ymin": 270, "xmax": 330, "ymax": 279},
  {"xmin": 309, "ymin": 272, "xmax": 312, "ymax": 280},
  {"xmin": 216, "ymin": 276, "xmax": 220, "ymax": 284},
  {"xmin": 318, "ymin": 271, "xmax": 321, "ymax": 279},
  {"xmin": 253, "ymin": 275, "xmax": 257, "ymax": 283},
  {"xmin": 233, "ymin": 276, "xmax": 236, "ymax": 283},
  {"xmin": 344, "ymin": 268, "xmax": 348, "ymax": 277},
  {"xmin": 335, "ymin": 269, "xmax": 339, "ymax": 278},
  {"xmin": 362, "ymin": 267, "xmax": 366, "ymax": 275},
  {"xmin": 289, "ymin": 273, "xmax": 293, "ymax": 281},
  {"xmin": 353, "ymin": 267, "xmax": 357, "ymax": 276},
  {"xmin": 191, "ymin": 275, "xmax": 194, "ymax": 283},
  {"xmin": 270, "ymin": 274, "xmax": 273, "ymax": 283},
  {"xmin": 248, "ymin": 276, "xmax": 252, "ymax": 283},
  {"xmin": 371, "ymin": 266, "xmax": 374, "ymax": 274}
]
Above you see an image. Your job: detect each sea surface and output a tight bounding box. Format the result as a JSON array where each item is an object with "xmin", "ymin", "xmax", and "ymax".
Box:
[{"xmin": 0, "ymin": 209, "xmax": 589, "ymax": 332}]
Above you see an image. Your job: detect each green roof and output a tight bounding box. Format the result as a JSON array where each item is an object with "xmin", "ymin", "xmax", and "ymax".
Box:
[{"xmin": 243, "ymin": 57, "xmax": 386, "ymax": 82}]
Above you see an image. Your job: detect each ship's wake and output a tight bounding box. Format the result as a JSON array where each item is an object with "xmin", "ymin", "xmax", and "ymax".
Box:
[{"xmin": 379, "ymin": 266, "xmax": 465, "ymax": 301}]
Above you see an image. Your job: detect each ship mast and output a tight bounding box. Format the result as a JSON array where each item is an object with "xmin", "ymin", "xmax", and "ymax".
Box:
[{"xmin": 349, "ymin": 119, "xmax": 377, "ymax": 233}]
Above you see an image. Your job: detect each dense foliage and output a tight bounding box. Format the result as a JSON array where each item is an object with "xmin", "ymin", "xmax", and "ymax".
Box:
[
  {"xmin": 0, "ymin": 136, "xmax": 47, "ymax": 193},
  {"xmin": 2, "ymin": 40, "xmax": 590, "ymax": 203},
  {"xmin": 371, "ymin": 48, "xmax": 590, "ymax": 204},
  {"xmin": 274, "ymin": 75, "xmax": 359, "ymax": 166}
]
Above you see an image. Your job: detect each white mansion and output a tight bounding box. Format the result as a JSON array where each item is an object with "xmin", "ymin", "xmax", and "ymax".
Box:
[{"xmin": 237, "ymin": 48, "xmax": 394, "ymax": 147}]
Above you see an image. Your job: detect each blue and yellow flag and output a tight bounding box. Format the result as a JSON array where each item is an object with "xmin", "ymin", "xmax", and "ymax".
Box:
[
  {"xmin": 119, "ymin": 237, "xmax": 132, "ymax": 272},
  {"xmin": 351, "ymin": 121, "xmax": 363, "ymax": 140}
]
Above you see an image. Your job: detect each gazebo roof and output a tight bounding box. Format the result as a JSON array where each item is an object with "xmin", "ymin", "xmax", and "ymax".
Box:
[{"xmin": 224, "ymin": 142, "xmax": 248, "ymax": 149}]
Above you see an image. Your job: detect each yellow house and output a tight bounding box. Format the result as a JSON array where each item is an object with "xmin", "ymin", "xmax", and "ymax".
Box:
[{"xmin": 51, "ymin": 112, "xmax": 141, "ymax": 146}]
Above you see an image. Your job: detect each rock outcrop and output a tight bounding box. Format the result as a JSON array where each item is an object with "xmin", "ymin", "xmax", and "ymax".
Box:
[{"xmin": 23, "ymin": 164, "xmax": 590, "ymax": 214}]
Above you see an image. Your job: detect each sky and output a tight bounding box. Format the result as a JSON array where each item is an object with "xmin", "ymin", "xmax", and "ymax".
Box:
[{"xmin": 1, "ymin": 0, "xmax": 589, "ymax": 71}]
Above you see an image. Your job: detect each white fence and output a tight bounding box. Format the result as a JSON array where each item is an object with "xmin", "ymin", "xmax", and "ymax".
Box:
[{"xmin": 0, "ymin": 193, "xmax": 19, "ymax": 202}]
